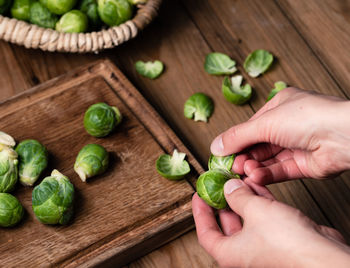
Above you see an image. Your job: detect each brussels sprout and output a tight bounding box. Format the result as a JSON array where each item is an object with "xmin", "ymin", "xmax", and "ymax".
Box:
[
  {"xmin": 135, "ymin": 60, "xmax": 164, "ymax": 79},
  {"xmin": 244, "ymin": 49, "xmax": 274, "ymax": 78},
  {"xmin": 156, "ymin": 149, "xmax": 190, "ymax": 180},
  {"xmin": 208, "ymin": 154, "xmax": 241, "ymax": 179},
  {"xmin": 84, "ymin": 103, "xmax": 122, "ymax": 137},
  {"xmin": 204, "ymin": 52, "xmax": 237, "ymax": 76},
  {"xmin": 29, "ymin": 2, "xmax": 58, "ymax": 29},
  {"xmin": 197, "ymin": 169, "xmax": 235, "ymax": 209},
  {"xmin": 32, "ymin": 169, "xmax": 74, "ymax": 225},
  {"xmin": 0, "ymin": 0, "xmax": 12, "ymax": 15},
  {"xmin": 15, "ymin": 139, "xmax": 48, "ymax": 187},
  {"xmin": 0, "ymin": 193, "xmax": 24, "ymax": 227},
  {"xmin": 56, "ymin": 10, "xmax": 88, "ymax": 33},
  {"xmin": 74, "ymin": 144, "xmax": 109, "ymax": 182},
  {"xmin": 11, "ymin": 0, "xmax": 33, "ymax": 21},
  {"xmin": 222, "ymin": 75, "xmax": 252, "ymax": 105},
  {"xmin": 98, "ymin": 0, "xmax": 132, "ymax": 26},
  {"xmin": 184, "ymin": 93, "xmax": 214, "ymax": 123},
  {"xmin": 267, "ymin": 81, "xmax": 287, "ymax": 101},
  {"xmin": 45, "ymin": 0, "xmax": 77, "ymax": 15},
  {"xmin": 79, "ymin": 0, "xmax": 101, "ymax": 30},
  {"xmin": 0, "ymin": 132, "xmax": 18, "ymax": 193}
]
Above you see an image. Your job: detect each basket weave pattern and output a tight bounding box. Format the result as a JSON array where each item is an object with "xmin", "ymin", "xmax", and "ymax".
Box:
[{"xmin": 0, "ymin": 0, "xmax": 162, "ymax": 53}]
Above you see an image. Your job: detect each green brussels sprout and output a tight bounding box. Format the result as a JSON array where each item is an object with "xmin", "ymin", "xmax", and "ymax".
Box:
[
  {"xmin": 0, "ymin": 0, "xmax": 12, "ymax": 15},
  {"xmin": 222, "ymin": 75, "xmax": 252, "ymax": 105},
  {"xmin": 45, "ymin": 0, "xmax": 77, "ymax": 15},
  {"xmin": 267, "ymin": 81, "xmax": 287, "ymax": 101},
  {"xmin": 32, "ymin": 169, "xmax": 74, "ymax": 225},
  {"xmin": 56, "ymin": 10, "xmax": 88, "ymax": 33},
  {"xmin": 29, "ymin": 2, "xmax": 58, "ymax": 29},
  {"xmin": 196, "ymin": 169, "xmax": 235, "ymax": 209},
  {"xmin": 0, "ymin": 132, "xmax": 18, "ymax": 193},
  {"xmin": 208, "ymin": 154, "xmax": 240, "ymax": 178},
  {"xmin": 15, "ymin": 139, "xmax": 48, "ymax": 187},
  {"xmin": 135, "ymin": 60, "xmax": 164, "ymax": 79},
  {"xmin": 244, "ymin": 49, "xmax": 274, "ymax": 78},
  {"xmin": 156, "ymin": 149, "xmax": 191, "ymax": 180},
  {"xmin": 84, "ymin": 102, "xmax": 122, "ymax": 138},
  {"xmin": 98, "ymin": 0, "xmax": 133, "ymax": 26},
  {"xmin": 204, "ymin": 52, "xmax": 237, "ymax": 76},
  {"xmin": 10, "ymin": 0, "xmax": 33, "ymax": 20},
  {"xmin": 0, "ymin": 193, "xmax": 24, "ymax": 227},
  {"xmin": 184, "ymin": 93, "xmax": 214, "ymax": 123},
  {"xmin": 79, "ymin": 0, "xmax": 101, "ymax": 30},
  {"xmin": 74, "ymin": 144, "xmax": 109, "ymax": 182}
]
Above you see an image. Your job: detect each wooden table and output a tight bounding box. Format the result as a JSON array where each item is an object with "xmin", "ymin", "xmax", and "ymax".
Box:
[{"xmin": 1, "ymin": 0, "xmax": 350, "ymax": 267}]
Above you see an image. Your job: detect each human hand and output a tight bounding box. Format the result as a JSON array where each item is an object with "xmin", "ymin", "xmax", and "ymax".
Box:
[
  {"xmin": 210, "ymin": 88, "xmax": 350, "ymax": 184},
  {"xmin": 192, "ymin": 179, "xmax": 350, "ymax": 268}
]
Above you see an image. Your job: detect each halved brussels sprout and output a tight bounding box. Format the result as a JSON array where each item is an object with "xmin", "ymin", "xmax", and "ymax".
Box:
[
  {"xmin": 11, "ymin": 0, "xmax": 34, "ymax": 21},
  {"xmin": 184, "ymin": 93, "xmax": 214, "ymax": 123},
  {"xmin": 29, "ymin": 2, "xmax": 58, "ymax": 29},
  {"xmin": 84, "ymin": 102, "xmax": 122, "ymax": 138},
  {"xmin": 74, "ymin": 144, "xmax": 109, "ymax": 182},
  {"xmin": 244, "ymin": 49, "xmax": 274, "ymax": 78},
  {"xmin": 98, "ymin": 0, "xmax": 133, "ymax": 26},
  {"xmin": 0, "ymin": 0, "xmax": 12, "ymax": 15},
  {"xmin": 196, "ymin": 169, "xmax": 235, "ymax": 209},
  {"xmin": 156, "ymin": 149, "xmax": 190, "ymax": 180},
  {"xmin": 0, "ymin": 132, "xmax": 18, "ymax": 193},
  {"xmin": 267, "ymin": 81, "xmax": 287, "ymax": 101},
  {"xmin": 15, "ymin": 139, "xmax": 48, "ymax": 187},
  {"xmin": 79, "ymin": 0, "xmax": 101, "ymax": 30},
  {"xmin": 222, "ymin": 75, "xmax": 252, "ymax": 105},
  {"xmin": 204, "ymin": 52, "xmax": 237, "ymax": 75},
  {"xmin": 0, "ymin": 193, "xmax": 24, "ymax": 227},
  {"xmin": 56, "ymin": 10, "xmax": 88, "ymax": 33},
  {"xmin": 45, "ymin": 0, "xmax": 77, "ymax": 15},
  {"xmin": 32, "ymin": 169, "xmax": 74, "ymax": 225},
  {"xmin": 135, "ymin": 60, "xmax": 164, "ymax": 79}
]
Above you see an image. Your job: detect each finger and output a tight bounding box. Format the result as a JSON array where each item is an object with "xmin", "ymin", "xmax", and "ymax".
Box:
[
  {"xmin": 223, "ymin": 179, "xmax": 271, "ymax": 218},
  {"xmin": 249, "ymin": 159, "xmax": 305, "ymax": 185},
  {"xmin": 317, "ymin": 225, "xmax": 346, "ymax": 244},
  {"xmin": 244, "ymin": 180, "xmax": 275, "ymax": 200},
  {"xmin": 232, "ymin": 154, "xmax": 250, "ymax": 175},
  {"xmin": 247, "ymin": 143, "xmax": 283, "ymax": 162},
  {"xmin": 260, "ymin": 149, "xmax": 294, "ymax": 166},
  {"xmin": 244, "ymin": 159, "xmax": 263, "ymax": 176},
  {"xmin": 192, "ymin": 193, "xmax": 228, "ymax": 257},
  {"xmin": 218, "ymin": 208, "xmax": 242, "ymax": 236}
]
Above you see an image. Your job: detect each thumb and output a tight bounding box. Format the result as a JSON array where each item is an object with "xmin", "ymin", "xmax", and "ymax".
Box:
[
  {"xmin": 224, "ymin": 179, "xmax": 271, "ymax": 218},
  {"xmin": 210, "ymin": 118, "xmax": 267, "ymax": 156}
]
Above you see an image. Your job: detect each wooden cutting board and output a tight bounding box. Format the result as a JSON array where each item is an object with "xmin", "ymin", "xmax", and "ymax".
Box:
[{"xmin": 0, "ymin": 59, "xmax": 203, "ymax": 267}]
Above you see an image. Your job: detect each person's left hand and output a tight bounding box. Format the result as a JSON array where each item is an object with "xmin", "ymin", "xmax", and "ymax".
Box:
[{"xmin": 192, "ymin": 179, "xmax": 350, "ymax": 268}]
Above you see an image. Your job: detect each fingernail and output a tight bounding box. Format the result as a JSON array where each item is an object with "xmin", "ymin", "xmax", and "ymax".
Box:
[
  {"xmin": 210, "ymin": 135, "xmax": 224, "ymax": 155},
  {"xmin": 224, "ymin": 179, "xmax": 244, "ymax": 195}
]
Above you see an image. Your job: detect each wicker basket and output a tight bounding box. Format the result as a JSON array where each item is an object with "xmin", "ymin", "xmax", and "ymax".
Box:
[{"xmin": 0, "ymin": 0, "xmax": 162, "ymax": 53}]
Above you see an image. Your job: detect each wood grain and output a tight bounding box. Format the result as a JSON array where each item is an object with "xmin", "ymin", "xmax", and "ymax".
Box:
[{"xmin": 0, "ymin": 60, "xmax": 201, "ymax": 267}]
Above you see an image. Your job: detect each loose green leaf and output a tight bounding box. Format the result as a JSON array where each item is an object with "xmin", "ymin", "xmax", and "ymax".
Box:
[
  {"xmin": 267, "ymin": 81, "xmax": 287, "ymax": 101},
  {"xmin": 156, "ymin": 149, "xmax": 190, "ymax": 180},
  {"xmin": 244, "ymin": 49, "xmax": 274, "ymax": 78},
  {"xmin": 208, "ymin": 154, "xmax": 241, "ymax": 178},
  {"xmin": 184, "ymin": 93, "xmax": 214, "ymax": 122},
  {"xmin": 222, "ymin": 75, "xmax": 252, "ymax": 105},
  {"xmin": 204, "ymin": 52, "xmax": 237, "ymax": 75},
  {"xmin": 196, "ymin": 169, "xmax": 235, "ymax": 209},
  {"xmin": 135, "ymin": 60, "xmax": 164, "ymax": 79}
]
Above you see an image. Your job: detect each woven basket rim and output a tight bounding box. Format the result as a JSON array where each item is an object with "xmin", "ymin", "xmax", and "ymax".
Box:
[{"xmin": 0, "ymin": 0, "xmax": 162, "ymax": 53}]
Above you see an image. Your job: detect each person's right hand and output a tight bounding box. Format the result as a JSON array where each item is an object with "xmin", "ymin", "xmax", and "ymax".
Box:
[{"xmin": 210, "ymin": 88, "xmax": 350, "ymax": 185}]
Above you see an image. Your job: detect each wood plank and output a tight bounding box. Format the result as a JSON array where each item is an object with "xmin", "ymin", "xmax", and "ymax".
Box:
[
  {"xmin": 180, "ymin": 0, "xmax": 350, "ymax": 241},
  {"xmin": 0, "ymin": 60, "xmax": 203, "ymax": 267}
]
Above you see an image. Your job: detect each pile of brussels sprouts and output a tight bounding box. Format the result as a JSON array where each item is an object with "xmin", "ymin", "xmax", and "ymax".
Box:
[
  {"xmin": 0, "ymin": 102, "xmax": 122, "ymax": 228},
  {"xmin": 0, "ymin": 0, "xmax": 147, "ymax": 33}
]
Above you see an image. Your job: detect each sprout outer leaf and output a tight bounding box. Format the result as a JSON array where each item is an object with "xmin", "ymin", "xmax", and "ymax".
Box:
[
  {"xmin": 184, "ymin": 93, "xmax": 214, "ymax": 122},
  {"xmin": 156, "ymin": 149, "xmax": 191, "ymax": 180},
  {"xmin": 244, "ymin": 49, "xmax": 274, "ymax": 78},
  {"xmin": 267, "ymin": 81, "xmax": 287, "ymax": 101},
  {"xmin": 204, "ymin": 52, "xmax": 237, "ymax": 75},
  {"xmin": 135, "ymin": 60, "xmax": 164, "ymax": 79},
  {"xmin": 222, "ymin": 75, "xmax": 252, "ymax": 105}
]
